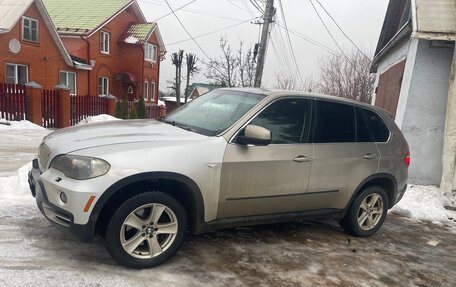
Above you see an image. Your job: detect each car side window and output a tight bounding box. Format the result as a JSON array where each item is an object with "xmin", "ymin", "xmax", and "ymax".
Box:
[
  {"xmin": 356, "ymin": 108, "xmax": 373, "ymax": 142},
  {"xmin": 364, "ymin": 109, "xmax": 390, "ymax": 142},
  {"xmin": 249, "ymin": 98, "xmax": 311, "ymax": 144},
  {"xmin": 314, "ymin": 101, "xmax": 356, "ymax": 143}
]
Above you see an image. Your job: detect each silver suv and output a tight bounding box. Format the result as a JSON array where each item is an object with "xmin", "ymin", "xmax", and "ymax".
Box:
[{"xmin": 28, "ymin": 88, "xmax": 409, "ymax": 268}]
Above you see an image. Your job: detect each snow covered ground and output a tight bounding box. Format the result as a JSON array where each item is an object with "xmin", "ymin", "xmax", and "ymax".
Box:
[{"xmin": 0, "ymin": 119, "xmax": 455, "ymax": 286}]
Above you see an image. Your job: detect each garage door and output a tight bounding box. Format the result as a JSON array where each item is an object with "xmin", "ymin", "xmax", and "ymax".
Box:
[{"xmin": 374, "ymin": 59, "xmax": 406, "ymax": 119}]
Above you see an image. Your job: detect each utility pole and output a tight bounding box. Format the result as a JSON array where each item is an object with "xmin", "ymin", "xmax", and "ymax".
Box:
[{"xmin": 254, "ymin": 0, "xmax": 274, "ymax": 88}]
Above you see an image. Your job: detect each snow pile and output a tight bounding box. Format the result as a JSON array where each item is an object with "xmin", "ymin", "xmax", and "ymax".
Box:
[
  {"xmin": 0, "ymin": 163, "xmax": 34, "ymax": 212},
  {"xmin": 391, "ymin": 185, "xmax": 455, "ymax": 225},
  {"xmin": 77, "ymin": 114, "xmax": 120, "ymax": 125},
  {"xmin": 0, "ymin": 119, "xmax": 47, "ymax": 130}
]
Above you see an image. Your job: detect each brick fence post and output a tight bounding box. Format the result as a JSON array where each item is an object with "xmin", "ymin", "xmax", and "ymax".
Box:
[
  {"xmin": 24, "ymin": 81, "xmax": 42, "ymax": 126},
  {"xmin": 106, "ymin": 94, "xmax": 117, "ymax": 116},
  {"xmin": 54, "ymin": 84, "xmax": 71, "ymax": 128},
  {"xmin": 159, "ymin": 105, "xmax": 167, "ymax": 118}
]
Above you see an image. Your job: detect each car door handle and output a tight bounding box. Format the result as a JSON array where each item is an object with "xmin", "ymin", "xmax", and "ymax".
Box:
[
  {"xmin": 363, "ymin": 153, "xmax": 377, "ymax": 160},
  {"xmin": 293, "ymin": 155, "xmax": 312, "ymax": 163}
]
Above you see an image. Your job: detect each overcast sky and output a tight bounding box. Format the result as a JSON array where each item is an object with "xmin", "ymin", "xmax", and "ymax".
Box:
[{"xmin": 137, "ymin": 0, "xmax": 389, "ymax": 91}]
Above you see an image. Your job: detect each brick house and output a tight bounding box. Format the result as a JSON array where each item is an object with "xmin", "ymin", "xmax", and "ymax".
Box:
[
  {"xmin": 0, "ymin": 0, "xmax": 165, "ymax": 103},
  {"xmin": 0, "ymin": 0, "xmax": 83, "ymax": 90}
]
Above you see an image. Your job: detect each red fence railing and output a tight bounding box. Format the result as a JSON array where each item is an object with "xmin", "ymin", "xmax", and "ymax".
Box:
[
  {"xmin": 146, "ymin": 103, "xmax": 162, "ymax": 119},
  {"xmin": 127, "ymin": 101, "xmax": 162, "ymax": 119},
  {"xmin": 41, "ymin": 89, "xmax": 60, "ymax": 129},
  {"xmin": 70, "ymin": 95, "xmax": 109, "ymax": 125},
  {"xmin": 0, "ymin": 83, "xmax": 26, "ymax": 121}
]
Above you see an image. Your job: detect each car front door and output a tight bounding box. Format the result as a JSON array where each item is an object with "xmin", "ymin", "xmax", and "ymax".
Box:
[{"xmin": 217, "ymin": 98, "xmax": 313, "ymax": 219}]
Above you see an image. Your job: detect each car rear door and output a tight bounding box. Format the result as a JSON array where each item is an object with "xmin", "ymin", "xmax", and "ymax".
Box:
[
  {"xmin": 217, "ymin": 98, "xmax": 314, "ymax": 219},
  {"xmin": 308, "ymin": 101, "xmax": 380, "ymax": 210}
]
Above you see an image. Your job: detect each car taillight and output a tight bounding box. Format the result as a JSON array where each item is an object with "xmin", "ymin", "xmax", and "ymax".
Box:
[{"xmin": 404, "ymin": 152, "xmax": 410, "ymax": 167}]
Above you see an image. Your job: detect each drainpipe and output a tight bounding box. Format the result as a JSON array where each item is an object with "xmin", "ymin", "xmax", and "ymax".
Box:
[
  {"xmin": 141, "ymin": 44, "xmax": 145, "ymax": 99},
  {"xmin": 156, "ymin": 51, "xmax": 162, "ymax": 104},
  {"xmin": 441, "ymin": 45, "xmax": 456, "ymax": 207},
  {"xmin": 82, "ymin": 36, "xmax": 91, "ymax": 95}
]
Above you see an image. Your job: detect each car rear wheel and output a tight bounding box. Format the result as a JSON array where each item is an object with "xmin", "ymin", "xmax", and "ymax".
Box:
[
  {"xmin": 105, "ymin": 192, "xmax": 187, "ymax": 268},
  {"xmin": 340, "ymin": 186, "xmax": 388, "ymax": 237}
]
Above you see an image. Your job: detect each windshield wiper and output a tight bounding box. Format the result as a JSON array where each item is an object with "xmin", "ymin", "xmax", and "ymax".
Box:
[{"xmin": 160, "ymin": 118, "xmax": 193, "ymax": 131}]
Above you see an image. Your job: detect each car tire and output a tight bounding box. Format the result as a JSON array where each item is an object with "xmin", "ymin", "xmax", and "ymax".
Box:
[
  {"xmin": 340, "ymin": 186, "xmax": 389, "ymax": 237},
  {"xmin": 105, "ymin": 191, "xmax": 187, "ymax": 268}
]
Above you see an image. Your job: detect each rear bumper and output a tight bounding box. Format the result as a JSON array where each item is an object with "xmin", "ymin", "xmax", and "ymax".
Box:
[{"xmin": 28, "ymin": 159, "xmax": 95, "ymax": 242}]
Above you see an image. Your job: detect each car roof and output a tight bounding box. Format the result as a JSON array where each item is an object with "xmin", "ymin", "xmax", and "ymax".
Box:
[{"xmin": 217, "ymin": 87, "xmax": 392, "ymax": 117}]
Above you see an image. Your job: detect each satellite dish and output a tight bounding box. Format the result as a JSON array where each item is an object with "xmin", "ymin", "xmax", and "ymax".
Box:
[{"xmin": 8, "ymin": 39, "xmax": 21, "ymax": 54}]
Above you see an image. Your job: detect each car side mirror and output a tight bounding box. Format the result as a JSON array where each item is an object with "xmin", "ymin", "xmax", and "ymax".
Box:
[{"xmin": 238, "ymin": 125, "xmax": 272, "ymax": 146}]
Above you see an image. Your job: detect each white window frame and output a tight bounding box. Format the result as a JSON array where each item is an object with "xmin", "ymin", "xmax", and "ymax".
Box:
[
  {"xmin": 6, "ymin": 63, "xmax": 28, "ymax": 84},
  {"xmin": 98, "ymin": 77, "xmax": 109, "ymax": 96},
  {"xmin": 151, "ymin": 81, "xmax": 156, "ymax": 101},
  {"xmin": 22, "ymin": 16, "xmax": 39, "ymax": 43},
  {"xmin": 59, "ymin": 71, "xmax": 77, "ymax": 96},
  {"xmin": 101, "ymin": 31, "xmax": 110, "ymax": 54},
  {"xmin": 145, "ymin": 43, "xmax": 157, "ymax": 62},
  {"xmin": 143, "ymin": 81, "xmax": 149, "ymax": 100}
]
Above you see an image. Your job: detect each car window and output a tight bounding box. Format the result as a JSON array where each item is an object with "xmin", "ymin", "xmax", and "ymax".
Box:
[
  {"xmin": 364, "ymin": 109, "xmax": 390, "ymax": 142},
  {"xmin": 248, "ymin": 98, "xmax": 311, "ymax": 144},
  {"xmin": 356, "ymin": 108, "xmax": 373, "ymax": 142},
  {"xmin": 314, "ymin": 101, "xmax": 355, "ymax": 143}
]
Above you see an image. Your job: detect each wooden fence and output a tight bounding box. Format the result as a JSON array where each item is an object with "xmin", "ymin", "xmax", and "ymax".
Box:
[
  {"xmin": 41, "ymin": 89, "xmax": 60, "ymax": 129},
  {"xmin": 70, "ymin": 95, "xmax": 109, "ymax": 125},
  {"xmin": 0, "ymin": 83, "xmax": 26, "ymax": 121}
]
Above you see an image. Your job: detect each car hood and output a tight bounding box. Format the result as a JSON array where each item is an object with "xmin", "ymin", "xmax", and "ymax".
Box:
[{"xmin": 43, "ymin": 119, "xmax": 208, "ymax": 154}]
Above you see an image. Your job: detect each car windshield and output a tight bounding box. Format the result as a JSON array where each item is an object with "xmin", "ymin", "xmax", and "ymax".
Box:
[{"xmin": 163, "ymin": 90, "xmax": 266, "ymax": 136}]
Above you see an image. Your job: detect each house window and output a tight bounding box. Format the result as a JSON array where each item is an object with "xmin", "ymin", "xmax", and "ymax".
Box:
[
  {"xmin": 151, "ymin": 81, "xmax": 156, "ymax": 100},
  {"xmin": 98, "ymin": 77, "xmax": 109, "ymax": 96},
  {"xmin": 101, "ymin": 31, "xmax": 110, "ymax": 54},
  {"xmin": 6, "ymin": 64, "xmax": 28, "ymax": 84},
  {"xmin": 22, "ymin": 17, "xmax": 39, "ymax": 43},
  {"xmin": 59, "ymin": 71, "xmax": 76, "ymax": 96},
  {"xmin": 145, "ymin": 43, "xmax": 157, "ymax": 62},
  {"xmin": 143, "ymin": 81, "xmax": 148, "ymax": 100}
]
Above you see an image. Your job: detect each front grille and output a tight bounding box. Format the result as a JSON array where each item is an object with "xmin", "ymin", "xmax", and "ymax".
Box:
[{"xmin": 38, "ymin": 143, "xmax": 50, "ymax": 169}]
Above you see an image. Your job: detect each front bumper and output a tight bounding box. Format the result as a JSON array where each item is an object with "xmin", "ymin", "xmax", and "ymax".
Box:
[{"xmin": 28, "ymin": 159, "xmax": 95, "ymax": 242}]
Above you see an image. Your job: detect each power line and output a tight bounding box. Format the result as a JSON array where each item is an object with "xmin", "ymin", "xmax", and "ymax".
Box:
[
  {"xmin": 139, "ymin": 0, "xmax": 244, "ymax": 22},
  {"xmin": 309, "ymin": 0, "xmax": 369, "ymax": 78},
  {"xmin": 152, "ymin": 0, "xmax": 197, "ymax": 22},
  {"xmin": 250, "ymin": 0, "xmax": 264, "ymax": 13},
  {"xmin": 314, "ymin": 0, "xmax": 371, "ymax": 61},
  {"xmin": 166, "ymin": 17, "xmax": 257, "ymax": 46},
  {"xmin": 277, "ymin": 0, "xmax": 303, "ymax": 85},
  {"xmin": 275, "ymin": 23, "xmax": 339, "ymax": 56},
  {"xmin": 163, "ymin": 0, "xmax": 210, "ymax": 59}
]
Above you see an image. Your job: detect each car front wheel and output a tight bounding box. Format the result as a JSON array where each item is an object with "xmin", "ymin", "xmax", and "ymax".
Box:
[
  {"xmin": 340, "ymin": 186, "xmax": 389, "ymax": 237},
  {"xmin": 105, "ymin": 192, "xmax": 188, "ymax": 268}
]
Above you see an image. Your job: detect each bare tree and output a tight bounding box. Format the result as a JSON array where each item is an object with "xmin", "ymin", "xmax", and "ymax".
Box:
[
  {"xmin": 184, "ymin": 53, "xmax": 199, "ymax": 103},
  {"xmin": 317, "ymin": 49, "xmax": 374, "ymax": 103},
  {"xmin": 238, "ymin": 42, "xmax": 256, "ymax": 87},
  {"xmin": 205, "ymin": 37, "xmax": 257, "ymax": 87},
  {"xmin": 171, "ymin": 50, "xmax": 184, "ymax": 106},
  {"xmin": 275, "ymin": 73, "xmax": 316, "ymax": 92}
]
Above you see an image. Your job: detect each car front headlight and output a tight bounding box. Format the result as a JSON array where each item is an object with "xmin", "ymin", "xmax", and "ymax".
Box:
[{"xmin": 50, "ymin": 155, "xmax": 110, "ymax": 180}]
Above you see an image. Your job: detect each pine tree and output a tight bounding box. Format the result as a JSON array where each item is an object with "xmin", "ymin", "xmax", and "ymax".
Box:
[
  {"xmin": 129, "ymin": 104, "xmax": 138, "ymax": 119},
  {"xmin": 137, "ymin": 96, "xmax": 147, "ymax": 119},
  {"xmin": 114, "ymin": 101, "xmax": 122, "ymax": 118}
]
